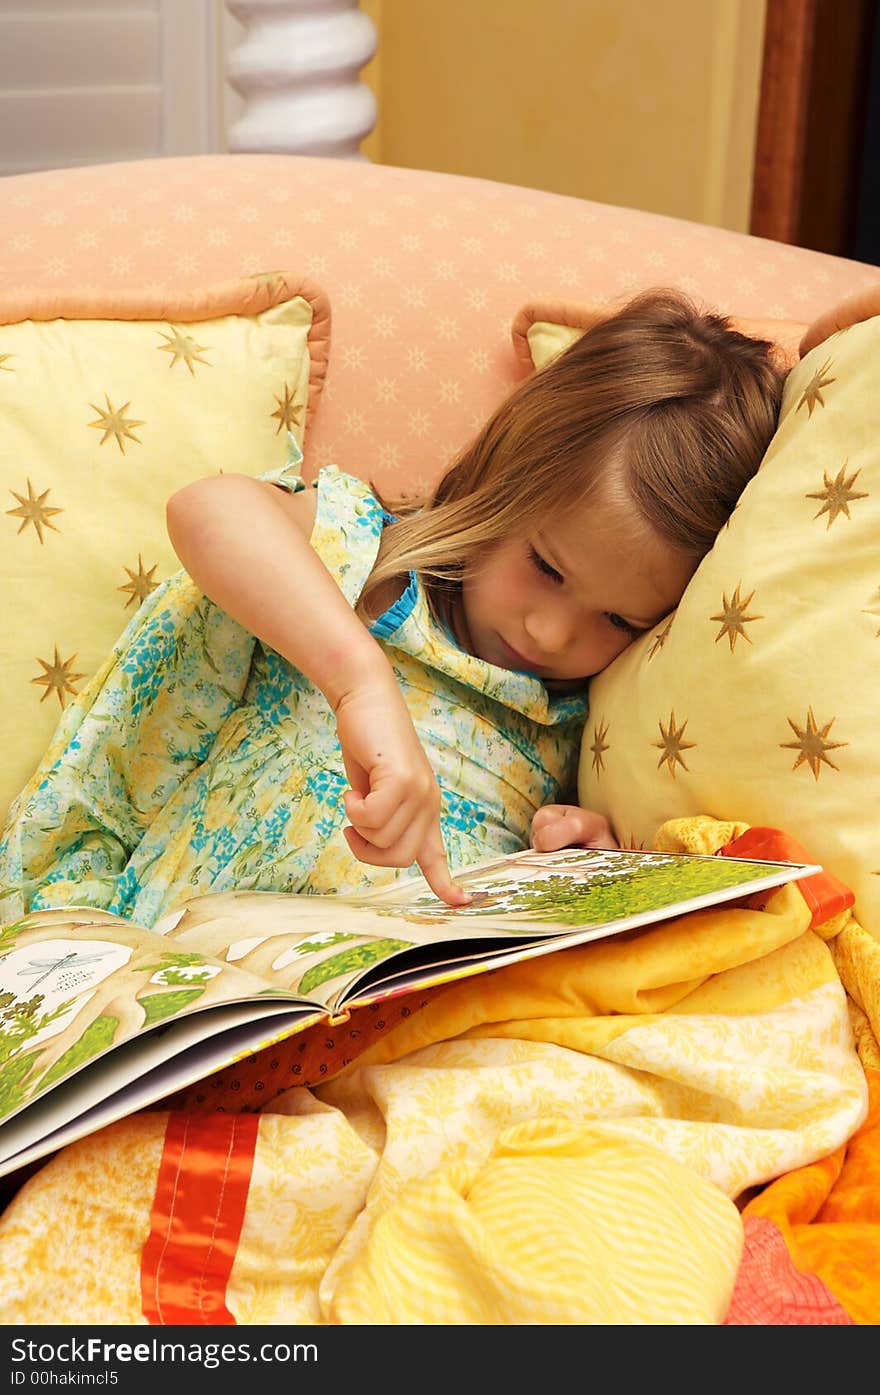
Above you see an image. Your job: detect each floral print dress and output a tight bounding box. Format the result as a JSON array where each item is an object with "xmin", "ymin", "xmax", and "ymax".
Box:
[{"xmin": 0, "ymin": 453, "xmax": 587, "ymax": 929}]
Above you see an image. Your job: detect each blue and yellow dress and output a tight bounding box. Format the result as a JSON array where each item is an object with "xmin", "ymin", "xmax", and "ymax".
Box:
[{"xmin": 0, "ymin": 456, "xmax": 587, "ymax": 929}]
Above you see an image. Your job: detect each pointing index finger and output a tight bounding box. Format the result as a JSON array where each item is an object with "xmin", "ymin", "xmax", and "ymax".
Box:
[{"xmin": 417, "ymin": 829, "xmax": 472, "ymax": 908}]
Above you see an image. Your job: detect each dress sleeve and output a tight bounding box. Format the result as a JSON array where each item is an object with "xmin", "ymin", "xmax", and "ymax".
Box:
[
  {"xmin": 263, "ymin": 434, "xmax": 385, "ymax": 609},
  {"xmin": 259, "ymin": 431, "xmax": 309, "ymax": 496}
]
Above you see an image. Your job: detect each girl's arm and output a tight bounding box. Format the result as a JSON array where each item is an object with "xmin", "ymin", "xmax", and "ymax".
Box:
[
  {"xmin": 530, "ymin": 803, "xmax": 619, "ymax": 852},
  {"xmin": 166, "ymin": 473, "xmax": 469, "ymax": 905}
]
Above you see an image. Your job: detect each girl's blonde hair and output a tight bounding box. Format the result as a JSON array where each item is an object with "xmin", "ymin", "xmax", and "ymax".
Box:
[{"xmin": 358, "ymin": 288, "xmax": 784, "ymax": 630}]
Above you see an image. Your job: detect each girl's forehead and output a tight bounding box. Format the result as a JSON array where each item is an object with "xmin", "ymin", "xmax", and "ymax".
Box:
[{"xmin": 542, "ymin": 487, "xmax": 644, "ymax": 544}]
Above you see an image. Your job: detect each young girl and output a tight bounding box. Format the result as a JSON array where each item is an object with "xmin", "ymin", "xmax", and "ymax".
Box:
[{"xmin": 0, "ymin": 289, "xmax": 783, "ymax": 929}]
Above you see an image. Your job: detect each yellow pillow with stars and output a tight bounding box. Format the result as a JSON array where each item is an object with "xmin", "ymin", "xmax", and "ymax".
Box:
[
  {"xmin": 572, "ymin": 314, "xmax": 880, "ymax": 938},
  {"xmin": 0, "ymin": 273, "xmax": 330, "ymax": 823}
]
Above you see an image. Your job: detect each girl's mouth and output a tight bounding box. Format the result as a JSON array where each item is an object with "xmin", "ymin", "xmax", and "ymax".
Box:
[{"xmin": 499, "ymin": 639, "xmax": 541, "ymax": 672}]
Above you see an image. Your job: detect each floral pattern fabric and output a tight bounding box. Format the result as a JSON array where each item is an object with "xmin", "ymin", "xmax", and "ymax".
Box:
[{"xmin": 0, "ymin": 459, "xmax": 586, "ymax": 929}]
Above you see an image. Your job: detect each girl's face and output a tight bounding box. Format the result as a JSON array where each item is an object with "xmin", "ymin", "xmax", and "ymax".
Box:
[{"xmin": 458, "ymin": 489, "xmax": 696, "ymax": 684}]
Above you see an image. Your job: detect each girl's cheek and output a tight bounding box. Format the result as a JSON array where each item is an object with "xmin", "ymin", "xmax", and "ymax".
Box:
[
  {"xmin": 609, "ymin": 631, "xmax": 638, "ymax": 664},
  {"xmin": 585, "ymin": 632, "xmax": 630, "ymax": 676}
]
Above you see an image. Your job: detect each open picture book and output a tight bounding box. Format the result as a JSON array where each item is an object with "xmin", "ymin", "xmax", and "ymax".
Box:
[{"xmin": 0, "ymin": 843, "xmax": 820, "ymax": 1180}]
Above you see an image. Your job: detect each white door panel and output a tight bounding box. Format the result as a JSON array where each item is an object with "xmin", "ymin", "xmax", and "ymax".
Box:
[{"xmin": 0, "ymin": 0, "xmax": 222, "ymax": 175}]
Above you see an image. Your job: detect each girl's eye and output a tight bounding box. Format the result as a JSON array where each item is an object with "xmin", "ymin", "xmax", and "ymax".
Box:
[
  {"xmin": 528, "ymin": 546, "xmax": 563, "ymax": 584},
  {"xmin": 606, "ymin": 612, "xmax": 640, "ymax": 636}
]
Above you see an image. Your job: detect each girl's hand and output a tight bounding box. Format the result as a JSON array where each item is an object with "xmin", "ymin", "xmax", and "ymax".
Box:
[
  {"xmin": 530, "ymin": 803, "xmax": 619, "ymax": 852},
  {"xmin": 334, "ymin": 677, "xmax": 471, "ymax": 907}
]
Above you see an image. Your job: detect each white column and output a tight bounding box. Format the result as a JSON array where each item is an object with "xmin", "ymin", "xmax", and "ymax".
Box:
[{"xmin": 223, "ymin": 0, "xmax": 377, "ymax": 159}]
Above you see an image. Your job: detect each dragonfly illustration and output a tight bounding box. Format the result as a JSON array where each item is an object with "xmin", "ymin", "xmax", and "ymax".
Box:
[{"xmin": 17, "ymin": 949, "xmax": 112, "ymax": 991}]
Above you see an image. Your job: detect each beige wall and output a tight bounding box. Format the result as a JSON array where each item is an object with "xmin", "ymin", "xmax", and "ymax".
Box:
[{"xmin": 360, "ymin": 0, "xmax": 766, "ymax": 234}]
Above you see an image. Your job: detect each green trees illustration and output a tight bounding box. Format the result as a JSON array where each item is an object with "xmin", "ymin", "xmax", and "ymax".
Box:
[
  {"xmin": 374, "ymin": 852, "xmax": 772, "ymax": 928},
  {"xmin": 299, "ymin": 939, "xmax": 411, "ymax": 994},
  {"xmin": 0, "ymin": 988, "xmax": 73, "ymax": 1117},
  {"xmin": 462, "ymin": 857, "xmax": 769, "ymax": 926}
]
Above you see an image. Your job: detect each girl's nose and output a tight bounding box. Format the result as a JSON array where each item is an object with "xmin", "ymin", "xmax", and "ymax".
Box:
[{"xmin": 524, "ymin": 604, "xmax": 572, "ymax": 655}]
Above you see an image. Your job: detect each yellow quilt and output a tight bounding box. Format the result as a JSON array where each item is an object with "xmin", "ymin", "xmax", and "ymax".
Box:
[{"xmin": 0, "ymin": 817, "xmax": 875, "ymax": 1325}]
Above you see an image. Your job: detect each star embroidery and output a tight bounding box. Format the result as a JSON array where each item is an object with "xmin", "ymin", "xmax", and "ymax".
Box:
[
  {"xmin": 119, "ymin": 554, "xmax": 160, "ymax": 608},
  {"xmin": 0, "ymin": 353, "xmax": 14, "ymax": 372},
  {"xmin": 31, "ymin": 647, "xmax": 86, "ymax": 709},
  {"xmin": 710, "ymin": 584, "xmax": 762, "ymax": 651},
  {"xmin": 780, "ymin": 706, "xmax": 847, "ymax": 779},
  {"xmin": 864, "ymin": 585, "xmax": 880, "ymax": 636},
  {"xmin": 648, "ymin": 615, "xmax": 674, "ymax": 658},
  {"xmin": 88, "ymin": 394, "xmax": 144, "ymax": 453},
  {"xmin": 6, "ymin": 478, "xmax": 63, "ymax": 543},
  {"xmin": 589, "ymin": 719, "xmax": 610, "ymax": 775},
  {"xmin": 806, "ymin": 462, "xmax": 868, "ymax": 527},
  {"xmin": 156, "ymin": 327, "xmax": 210, "ymax": 375},
  {"xmin": 270, "ymin": 383, "xmax": 302, "ymax": 435},
  {"xmin": 653, "ymin": 710, "xmax": 696, "ymax": 777},
  {"xmin": 796, "ymin": 358, "xmax": 835, "ymax": 416}
]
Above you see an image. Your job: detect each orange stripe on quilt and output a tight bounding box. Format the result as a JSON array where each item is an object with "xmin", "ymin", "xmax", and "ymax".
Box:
[
  {"xmin": 724, "ymin": 1216, "xmax": 854, "ymax": 1325},
  {"xmin": 720, "ymin": 825, "xmax": 854, "ymax": 927},
  {"xmin": 141, "ymin": 1111, "xmax": 259, "ymax": 1325}
]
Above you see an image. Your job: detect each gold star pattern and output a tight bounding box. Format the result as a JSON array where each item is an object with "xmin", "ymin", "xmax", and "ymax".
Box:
[
  {"xmin": 710, "ymin": 583, "xmax": 763, "ymax": 651},
  {"xmin": 864, "ymin": 585, "xmax": 880, "ymax": 637},
  {"xmin": 806, "ymin": 462, "xmax": 868, "ymax": 527},
  {"xmin": 31, "ymin": 647, "xmax": 86, "ymax": 709},
  {"xmin": 156, "ymin": 327, "xmax": 211, "ymax": 375},
  {"xmin": 270, "ymin": 382, "xmax": 303, "ymax": 435},
  {"xmin": 653, "ymin": 710, "xmax": 696, "ymax": 777},
  {"xmin": 6, "ymin": 478, "xmax": 63, "ymax": 544},
  {"xmin": 780, "ymin": 706, "xmax": 847, "ymax": 779},
  {"xmin": 796, "ymin": 358, "xmax": 835, "ymax": 416},
  {"xmin": 589, "ymin": 718, "xmax": 610, "ymax": 774},
  {"xmin": 648, "ymin": 616, "xmax": 674, "ymax": 659},
  {"xmin": 88, "ymin": 394, "xmax": 144, "ymax": 454},
  {"xmin": 0, "ymin": 353, "xmax": 14, "ymax": 372},
  {"xmin": 118, "ymin": 554, "xmax": 160, "ymax": 608}
]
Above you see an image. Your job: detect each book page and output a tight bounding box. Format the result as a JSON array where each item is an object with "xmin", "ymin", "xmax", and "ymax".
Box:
[
  {"xmin": 333, "ymin": 845, "xmax": 823, "ymax": 1003},
  {"xmin": 161, "ymin": 890, "xmax": 482, "ymax": 1009},
  {"xmin": 159, "ymin": 846, "xmax": 820, "ymax": 1012},
  {"xmin": 0, "ymin": 905, "xmax": 317, "ymax": 1133}
]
